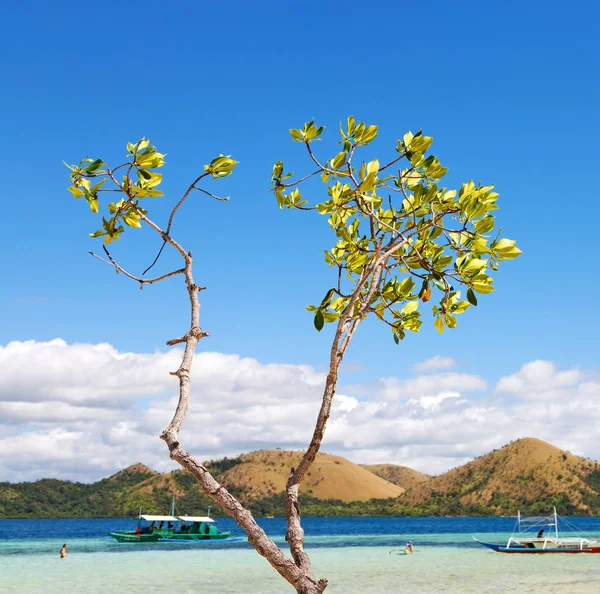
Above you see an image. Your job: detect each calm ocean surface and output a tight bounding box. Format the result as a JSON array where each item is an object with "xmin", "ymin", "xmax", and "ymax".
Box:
[{"xmin": 2, "ymin": 516, "xmax": 600, "ymax": 593}]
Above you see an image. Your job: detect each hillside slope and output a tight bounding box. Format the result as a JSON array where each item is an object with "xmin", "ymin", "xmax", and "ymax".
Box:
[
  {"xmin": 0, "ymin": 463, "xmax": 157, "ymax": 518},
  {"xmin": 212, "ymin": 450, "xmax": 405, "ymax": 502},
  {"xmin": 5, "ymin": 439, "xmax": 600, "ymax": 518},
  {"xmin": 363, "ymin": 464, "xmax": 430, "ymax": 490},
  {"xmin": 401, "ymin": 438, "xmax": 600, "ymax": 515}
]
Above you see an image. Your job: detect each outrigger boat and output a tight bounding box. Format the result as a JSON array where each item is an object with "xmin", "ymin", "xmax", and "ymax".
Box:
[
  {"xmin": 473, "ymin": 507, "xmax": 600, "ymax": 554},
  {"xmin": 109, "ymin": 499, "xmax": 234, "ymax": 543}
]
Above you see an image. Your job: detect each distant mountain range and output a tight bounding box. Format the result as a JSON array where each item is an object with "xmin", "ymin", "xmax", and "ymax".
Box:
[{"xmin": 2, "ymin": 438, "xmax": 600, "ymax": 518}]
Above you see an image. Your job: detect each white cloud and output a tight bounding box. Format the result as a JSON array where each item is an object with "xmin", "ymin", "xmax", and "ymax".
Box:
[
  {"xmin": 412, "ymin": 355, "xmax": 456, "ymax": 373},
  {"xmin": 0, "ymin": 339, "xmax": 179, "ymax": 405},
  {"xmin": 0, "ymin": 339, "xmax": 598, "ymax": 482},
  {"xmin": 351, "ymin": 371, "xmax": 487, "ymax": 403},
  {"xmin": 406, "ymin": 391, "xmax": 464, "ymax": 411},
  {"xmin": 496, "ymin": 360, "xmax": 583, "ymax": 397}
]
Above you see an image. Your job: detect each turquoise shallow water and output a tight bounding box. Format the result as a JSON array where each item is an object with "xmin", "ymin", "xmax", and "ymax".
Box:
[{"xmin": 2, "ymin": 518, "xmax": 600, "ymax": 593}]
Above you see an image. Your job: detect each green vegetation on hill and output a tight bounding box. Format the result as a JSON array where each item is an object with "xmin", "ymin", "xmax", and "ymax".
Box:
[
  {"xmin": 3, "ymin": 439, "xmax": 600, "ymax": 518},
  {"xmin": 0, "ymin": 467, "xmax": 157, "ymax": 518}
]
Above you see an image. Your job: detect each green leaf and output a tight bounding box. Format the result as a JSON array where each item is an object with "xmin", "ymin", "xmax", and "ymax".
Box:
[
  {"xmin": 138, "ymin": 170, "xmax": 162, "ymax": 188},
  {"xmin": 123, "ymin": 214, "xmax": 142, "ymax": 228},
  {"xmin": 320, "ymin": 288, "xmax": 336, "ymax": 307},
  {"xmin": 471, "ymin": 280, "xmax": 495, "ymax": 294},
  {"xmin": 466, "ymin": 288, "xmax": 478, "ymax": 306},
  {"xmin": 331, "ymin": 152, "xmax": 347, "ymax": 169},
  {"xmin": 410, "ymin": 134, "xmax": 433, "ymax": 153},
  {"xmin": 398, "ymin": 277, "xmax": 415, "ymax": 297},
  {"xmin": 347, "ymin": 116, "xmax": 355, "ymax": 134},
  {"xmin": 360, "ymin": 125, "xmax": 378, "ymax": 145},
  {"xmin": 62, "ymin": 160, "xmax": 77, "ymax": 172},
  {"xmin": 452, "ymin": 301, "xmax": 470, "ymax": 314},
  {"xmin": 91, "ymin": 179, "xmax": 107, "ymax": 193},
  {"xmin": 494, "ymin": 238, "xmax": 522, "ymax": 260},
  {"xmin": 496, "ymin": 246, "xmax": 522, "ymax": 260},
  {"xmin": 366, "ymin": 159, "xmax": 380, "ymax": 176},
  {"xmin": 84, "ymin": 159, "xmax": 104, "ymax": 174},
  {"xmin": 89, "ymin": 199, "xmax": 99, "ymax": 214},
  {"xmin": 475, "ymin": 216, "xmax": 495, "ymax": 234},
  {"xmin": 204, "ymin": 154, "xmax": 237, "ymax": 178},
  {"xmin": 494, "ymin": 238, "xmax": 516, "ymax": 250},
  {"xmin": 434, "ymin": 317, "xmax": 444, "ymax": 334},
  {"xmin": 290, "ymin": 129, "xmax": 303, "ymax": 142},
  {"xmin": 402, "ymin": 300, "xmax": 419, "ymax": 315},
  {"xmin": 461, "ymin": 258, "xmax": 487, "ymax": 274},
  {"xmin": 68, "ymin": 186, "xmax": 85, "ymax": 198},
  {"xmin": 431, "ymin": 277, "xmax": 445, "ymax": 291},
  {"xmin": 314, "ymin": 309, "xmax": 325, "ymax": 332},
  {"xmin": 137, "ymin": 150, "xmax": 166, "ymax": 168}
]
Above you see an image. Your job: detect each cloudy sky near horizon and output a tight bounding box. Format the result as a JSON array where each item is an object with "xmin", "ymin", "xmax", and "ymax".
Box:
[
  {"xmin": 1, "ymin": 339, "xmax": 598, "ymax": 483},
  {"xmin": 1, "ymin": 1, "xmax": 598, "ymax": 483}
]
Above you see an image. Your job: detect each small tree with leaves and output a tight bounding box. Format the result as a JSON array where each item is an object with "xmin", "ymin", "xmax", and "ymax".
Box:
[
  {"xmin": 68, "ymin": 141, "xmax": 332, "ymax": 594},
  {"xmin": 69, "ymin": 119, "xmax": 519, "ymax": 594},
  {"xmin": 270, "ymin": 117, "xmax": 521, "ymax": 590}
]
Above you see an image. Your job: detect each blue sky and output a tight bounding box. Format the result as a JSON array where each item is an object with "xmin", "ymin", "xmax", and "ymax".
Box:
[{"xmin": 0, "ymin": 1, "xmax": 598, "ymax": 479}]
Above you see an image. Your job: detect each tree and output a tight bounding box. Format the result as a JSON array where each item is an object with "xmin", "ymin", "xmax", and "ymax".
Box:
[
  {"xmin": 67, "ymin": 141, "xmax": 326, "ymax": 594},
  {"xmin": 270, "ymin": 117, "xmax": 521, "ymax": 590},
  {"xmin": 68, "ymin": 119, "xmax": 519, "ymax": 594}
]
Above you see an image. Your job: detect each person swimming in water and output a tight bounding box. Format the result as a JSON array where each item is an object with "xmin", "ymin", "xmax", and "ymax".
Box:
[{"xmin": 60, "ymin": 543, "xmax": 67, "ymax": 559}]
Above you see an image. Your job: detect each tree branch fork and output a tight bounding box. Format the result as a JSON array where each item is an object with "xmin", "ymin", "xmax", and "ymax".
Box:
[{"xmin": 88, "ymin": 171, "xmax": 329, "ymax": 594}]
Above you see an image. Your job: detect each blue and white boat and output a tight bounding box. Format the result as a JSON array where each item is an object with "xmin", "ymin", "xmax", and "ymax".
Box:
[{"xmin": 473, "ymin": 508, "xmax": 600, "ymax": 554}]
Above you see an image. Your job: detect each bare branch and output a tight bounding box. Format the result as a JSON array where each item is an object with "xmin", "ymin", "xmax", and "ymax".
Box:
[
  {"xmin": 279, "ymin": 169, "xmax": 322, "ymax": 188},
  {"xmin": 305, "ymin": 142, "xmax": 348, "ymax": 178},
  {"xmin": 143, "ymin": 175, "xmax": 228, "ymax": 276},
  {"xmin": 192, "ymin": 186, "xmax": 230, "ymax": 202},
  {"xmin": 89, "ymin": 250, "xmax": 185, "ymax": 286},
  {"xmin": 378, "ymin": 150, "xmax": 408, "ymax": 173},
  {"xmin": 142, "ymin": 240, "xmax": 167, "ymax": 276},
  {"xmin": 166, "ymin": 172, "xmax": 211, "ymax": 234}
]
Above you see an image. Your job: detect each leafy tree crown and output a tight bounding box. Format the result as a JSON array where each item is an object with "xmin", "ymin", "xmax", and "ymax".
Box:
[{"xmin": 272, "ymin": 117, "xmax": 521, "ymax": 342}]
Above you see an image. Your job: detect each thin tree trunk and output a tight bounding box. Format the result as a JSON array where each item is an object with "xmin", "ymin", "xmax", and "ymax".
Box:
[{"xmin": 159, "ymin": 256, "xmax": 328, "ymax": 593}]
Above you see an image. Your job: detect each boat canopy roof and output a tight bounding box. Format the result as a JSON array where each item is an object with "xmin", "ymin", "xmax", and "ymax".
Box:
[
  {"xmin": 140, "ymin": 515, "xmax": 179, "ymax": 522},
  {"xmin": 138, "ymin": 514, "xmax": 215, "ymax": 523},
  {"xmin": 518, "ymin": 515, "xmax": 556, "ymax": 525},
  {"xmin": 177, "ymin": 515, "xmax": 215, "ymax": 523}
]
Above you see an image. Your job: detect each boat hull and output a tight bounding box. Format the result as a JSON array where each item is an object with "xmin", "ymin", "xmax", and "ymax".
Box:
[
  {"xmin": 108, "ymin": 532, "xmax": 161, "ymax": 543},
  {"xmin": 109, "ymin": 530, "xmax": 234, "ymax": 543},
  {"xmin": 159, "ymin": 531, "xmax": 234, "ymax": 542},
  {"xmin": 473, "ymin": 538, "xmax": 600, "ymax": 554}
]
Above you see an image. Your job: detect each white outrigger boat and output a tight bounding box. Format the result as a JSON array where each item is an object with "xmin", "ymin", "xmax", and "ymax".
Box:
[
  {"xmin": 473, "ymin": 508, "xmax": 600, "ymax": 554},
  {"xmin": 108, "ymin": 498, "xmax": 237, "ymax": 543}
]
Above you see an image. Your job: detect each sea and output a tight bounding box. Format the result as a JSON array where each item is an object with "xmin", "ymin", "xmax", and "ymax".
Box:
[{"xmin": 2, "ymin": 516, "xmax": 600, "ymax": 593}]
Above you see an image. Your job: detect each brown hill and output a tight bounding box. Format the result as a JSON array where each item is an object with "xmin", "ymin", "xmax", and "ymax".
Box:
[
  {"xmin": 363, "ymin": 464, "xmax": 430, "ymax": 490},
  {"xmin": 108, "ymin": 463, "xmax": 157, "ymax": 481},
  {"xmin": 216, "ymin": 450, "xmax": 405, "ymax": 502},
  {"xmin": 401, "ymin": 438, "xmax": 600, "ymax": 514},
  {"xmin": 125, "ymin": 450, "xmax": 404, "ymax": 504},
  {"xmin": 7, "ymin": 439, "xmax": 600, "ymax": 518}
]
